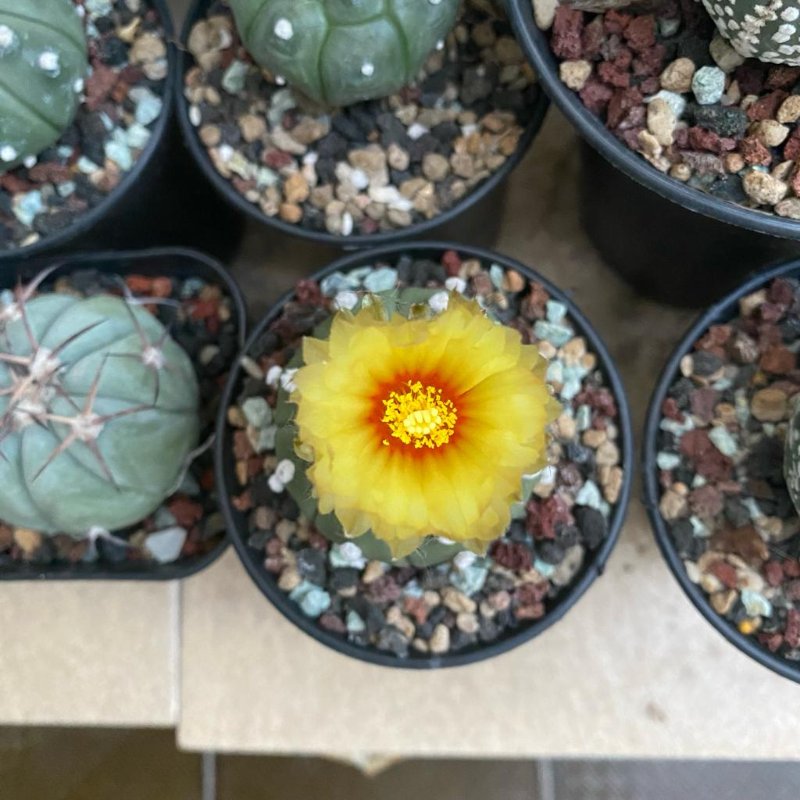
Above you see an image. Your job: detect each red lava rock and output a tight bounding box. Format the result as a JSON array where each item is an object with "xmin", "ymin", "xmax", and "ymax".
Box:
[
  {"xmin": 558, "ymin": 462, "xmax": 584, "ymax": 488},
  {"xmin": 233, "ymin": 490, "xmax": 252, "ymax": 512},
  {"xmin": 662, "ymin": 397, "xmax": 684, "ymax": 421},
  {"xmin": 640, "ymin": 76, "xmax": 660, "ymax": 94},
  {"xmin": 607, "ymin": 86, "xmax": 643, "ymax": 129},
  {"xmin": 740, "ymin": 136, "xmax": 773, "ymax": 166},
  {"xmin": 598, "ymin": 60, "xmax": 630, "ymax": 88},
  {"xmin": 307, "ymin": 531, "xmax": 330, "ymax": 551},
  {"xmin": 403, "ymin": 596, "xmax": 428, "ymax": 625},
  {"xmin": 0, "ymin": 525, "xmax": 11, "ymax": 552},
  {"xmin": 679, "ymin": 429, "xmax": 734, "ymax": 481},
  {"xmin": 189, "ymin": 298, "xmax": 219, "ymax": 321},
  {"xmin": 689, "ymin": 484, "xmax": 724, "ymax": 518},
  {"xmin": 760, "ymin": 346, "xmax": 796, "ymax": 374},
  {"xmin": 785, "ymin": 609, "xmax": 800, "ymax": 648},
  {"xmin": 168, "ymin": 495, "xmax": 204, "ymax": 528},
  {"xmin": 85, "ymin": 64, "xmax": 118, "ymax": 111},
  {"xmin": 760, "ymin": 632, "xmax": 784, "ymax": 652},
  {"xmin": 582, "ymin": 17, "xmax": 605, "ymax": 58},
  {"xmin": 697, "ymin": 324, "xmax": 732, "ymax": 352},
  {"xmin": 442, "ymin": 250, "xmax": 462, "ymax": 276},
  {"xmin": 516, "ymin": 603, "xmax": 546, "ymax": 620},
  {"xmin": 784, "ymin": 579, "xmax": 800, "ymax": 601},
  {"xmin": 521, "ymin": 283, "xmax": 550, "ymax": 321},
  {"xmin": 150, "ymin": 277, "xmax": 173, "ymax": 298},
  {"xmin": 580, "ymin": 79, "xmax": 614, "ymax": 115},
  {"xmin": 746, "ymin": 90, "xmax": 788, "ymax": 122},
  {"xmin": 27, "ymin": 163, "xmax": 72, "ymax": 184},
  {"xmin": 366, "ymin": 575, "xmax": 402, "ymax": 604},
  {"xmin": 516, "ymin": 581, "xmax": 549, "ymax": 605},
  {"xmin": 759, "ymin": 301, "xmax": 787, "ymax": 323},
  {"xmin": 233, "ymin": 430, "xmax": 254, "ymax": 460},
  {"xmin": 264, "ymin": 557, "xmax": 284, "ymax": 573},
  {"xmin": 709, "ymin": 560, "xmax": 738, "ymax": 589},
  {"xmin": 785, "ymin": 560, "xmax": 800, "ymax": 578},
  {"xmin": 489, "ymin": 540, "xmax": 533, "ymax": 571},
  {"xmin": 319, "ymin": 613, "xmax": 347, "ymax": 634},
  {"xmin": 262, "ymin": 149, "xmax": 294, "ymax": 169},
  {"xmin": 295, "ymin": 279, "xmax": 323, "ymax": 305},
  {"xmin": 576, "ymin": 386, "xmax": 618, "ymax": 418},
  {"xmin": 266, "ymin": 538, "xmax": 283, "ymax": 556},
  {"xmin": 552, "ymin": 7, "xmax": 585, "ymax": 60},
  {"xmin": 623, "ymin": 14, "xmax": 655, "ymax": 50},
  {"xmin": 688, "ymin": 127, "xmax": 725, "ymax": 154},
  {"xmin": 785, "ymin": 131, "xmax": 800, "ymax": 161},
  {"xmin": 689, "ymin": 387, "xmax": 719, "ymax": 423},
  {"xmin": 604, "ymin": 9, "xmax": 632, "ymax": 34},
  {"xmin": 765, "ymin": 65, "xmax": 800, "ymax": 90},
  {"xmin": 710, "ymin": 525, "xmax": 769, "ymax": 566},
  {"xmin": 633, "ymin": 44, "xmax": 667, "ymax": 77},
  {"xmin": 735, "ymin": 62, "xmax": 767, "ymax": 95},
  {"xmin": 527, "ymin": 494, "xmax": 574, "ymax": 540}
]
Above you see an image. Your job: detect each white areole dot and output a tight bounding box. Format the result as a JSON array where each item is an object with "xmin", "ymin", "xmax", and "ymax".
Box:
[
  {"xmin": 0, "ymin": 145, "xmax": 17, "ymax": 162},
  {"xmin": 37, "ymin": 50, "xmax": 60, "ymax": 73},
  {"xmin": 361, "ymin": 61, "xmax": 375, "ymax": 77},
  {"xmin": 783, "ymin": 6, "xmax": 800, "ymax": 21},
  {"xmin": 274, "ymin": 18, "xmax": 293, "ymax": 40},
  {"xmin": 0, "ymin": 24, "xmax": 15, "ymax": 50}
]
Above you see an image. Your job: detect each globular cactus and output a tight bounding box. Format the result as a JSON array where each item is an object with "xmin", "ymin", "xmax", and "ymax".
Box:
[
  {"xmin": 228, "ymin": 0, "xmax": 461, "ymax": 107},
  {"xmin": 785, "ymin": 397, "xmax": 800, "ymax": 516},
  {"xmin": 0, "ymin": 0, "xmax": 88, "ymax": 173},
  {"xmin": 0, "ymin": 273, "xmax": 200, "ymax": 537},
  {"xmin": 702, "ymin": 0, "xmax": 800, "ymax": 65}
]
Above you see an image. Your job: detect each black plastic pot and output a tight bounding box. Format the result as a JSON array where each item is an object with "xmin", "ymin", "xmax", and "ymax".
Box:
[
  {"xmin": 643, "ymin": 260, "xmax": 800, "ymax": 683},
  {"xmin": 507, "ymin": 0, "xmax": 800, "ymax": 308},
  {"xmin": 0, "ymin": 1, "xmax": 244, "ymax": 267},
  {"xmin": 0, "ymin": 247, "xmax": 247, "ymax": 581},
  {"xmin": 216, "ymin": 241, "xmax": 634, "ymax": 668},
  {"xmin": 175, "ymin": 0, "xmax": 550, "ymax": 254}
]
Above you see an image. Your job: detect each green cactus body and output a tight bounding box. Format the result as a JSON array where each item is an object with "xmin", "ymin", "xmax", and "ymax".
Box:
[
  {"xmin": 0, "ymin": 0, "xmax": 88, "ymax": 173},
  {"xmin": 702, "ymin": 0, "xmax": 800, "ymax": 65},
  {"xmin": 785, "ymin": 398, "xmax": 800, "ymax": 515},
  {"xmin": 228, "ymin": 0, "xmax": 460, "ymax": 107},
  {"xmin": 0, "ymin": 289, "xmax": 200, "ymax": 536}
]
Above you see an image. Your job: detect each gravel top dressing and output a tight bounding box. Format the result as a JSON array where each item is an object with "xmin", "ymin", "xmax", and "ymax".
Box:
[
  {"xmin": 0, "ymin": 0, "xmax": 169, "ymax": 252},
  {"xmin": 183, "ymin": 0, "xmax": 541, "ymax": 239},
  {"xmin": 538, "ymin": 0, "xmax": 800, "ymax": 220},
  {"xmin": 225, "ymin": 250, "xmax": 628, "ymax": 663}
]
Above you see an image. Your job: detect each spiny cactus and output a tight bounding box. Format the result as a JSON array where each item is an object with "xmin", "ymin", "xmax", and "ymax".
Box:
[
  {"xmin": 228, "ymin": 0, "xmax": 461, "ymax": 107},
  {"xmin": 702, "ymin": 0, "xmax": 800, "ymax": 65},
  {"xmin": 0, "ymin": 0, "xmax": 88, "ymax": 173},
  {"xmin": 0, "ymin": 271, "xmax": 200, "ymax": 536}
]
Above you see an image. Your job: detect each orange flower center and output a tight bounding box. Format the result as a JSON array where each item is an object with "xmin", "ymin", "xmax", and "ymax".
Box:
[{"xmin": 381, "ymin": 380, "xmax": 457, "ymax": 449}]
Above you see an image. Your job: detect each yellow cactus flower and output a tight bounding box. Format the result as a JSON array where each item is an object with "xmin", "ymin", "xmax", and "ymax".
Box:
[{"xmin": 292, "ymin": 293, "xmax": 560, "ymax": 558}]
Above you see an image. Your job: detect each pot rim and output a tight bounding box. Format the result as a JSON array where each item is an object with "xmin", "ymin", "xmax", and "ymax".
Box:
[
  {"xmin": 505, "ymin": 0, "xmax": 800, "ymax": 243},
  {"xmin": 0, "ymin": 0, "xmax": 177, "ymax": 264},
  {"xmin": 642, "ymin": 259, "xmax": 800, "ymax": 684},
  {"xmin": 216, "ymin": 240, "xmax": 634, "ymax": 668},
  {"xmin": 0, "ymin": 246, "xmax": 247, "ymax": 582},
  {"xmin": 174, "ymin": 0, "xmax": 550, "ymax": 249}
]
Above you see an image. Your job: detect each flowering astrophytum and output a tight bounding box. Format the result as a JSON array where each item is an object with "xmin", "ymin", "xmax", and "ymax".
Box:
[
  {"xmin": 702, "ymin": 0, "xmax": 800, "ymax": 65},
  {"xmin": 290, "ymin": 292, "xmax": 560, "ymax": 559}
]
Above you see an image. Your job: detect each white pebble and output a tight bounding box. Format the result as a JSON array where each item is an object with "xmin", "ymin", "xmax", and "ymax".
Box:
[
  {"xmin": 428, "ymin": 292, "xmax": 449, "ymax": 313},
  {"xmin": 445, "ymin": 276, "xmax": 467, "ymax": 293},
  {"xmin": 334, "ymin": 290, "xmax": 359, "ymax": 311},
  {"xmin": 266, "ymin": 365, "xmax": 283, "ymax": 387},
  {"xmin": 274, "ymin": 459, "xmax": 296, "ymax": 485},
  {"xmin": 453, "ymin": 550, "xmax": 477, "ymax": 570}
]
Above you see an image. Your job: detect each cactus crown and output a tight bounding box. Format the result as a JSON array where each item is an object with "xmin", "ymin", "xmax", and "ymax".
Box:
[
  {"xmin": 227, "ymin": 0, "xmax": 461, "ymax": 107},
  {"xmin": 0, "ymin": 0, "xmax": 88, "ymax": 173},
  {"xmin": 702, "ymin": 0, "xmax": 800, "ymax": 65},
  {"xmin": 0, "ymin": 270, "xmax": 200, "ymax": 537}
]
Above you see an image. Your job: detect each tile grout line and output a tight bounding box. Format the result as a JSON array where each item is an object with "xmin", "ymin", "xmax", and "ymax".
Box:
[
  {"xmin": 537, "ymin": 759, "xmax": 556, "ymax": 800},
  {"xmin": 170, "ymin": 579, "xmax": 182, "ymax": 724}
]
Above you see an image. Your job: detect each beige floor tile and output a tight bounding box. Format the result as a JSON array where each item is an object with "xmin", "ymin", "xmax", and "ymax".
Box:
[
  {"xmin": 0, "ymin": 727, "xmax": 199, "ymax": 800},
  {"xmin": 0, "ymin": 582, "xmax": 178, "ymax": 726},
  {"xmin": 178, "ymin": 112, "xmax": 800, "ymax": 759},
  {"xmin": 218, "ymin": 754, "xmax": 538, "ymax": 800}
]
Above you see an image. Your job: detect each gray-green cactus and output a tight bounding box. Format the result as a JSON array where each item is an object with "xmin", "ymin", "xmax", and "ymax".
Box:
[
  {"xmin": 0, "ymin": 0, "xmax": 88, "ymax": 173},
  {"xmin": 228, "ymin": 0, "xmax": 460, "ymax": 107},
  {"xmin": 702, "ymin": 0, "xmax": 800, "ymax": 65},
  {"xmin": 0, "ymin": 273, "xmax": 200, "ymax": 536},
  {"xmin": 785, "ymin": 397, "xmax": 800, "ymax": 516}
]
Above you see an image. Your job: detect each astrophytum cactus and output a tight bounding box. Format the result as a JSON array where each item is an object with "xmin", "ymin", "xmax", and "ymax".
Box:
[
  {"xmin": 0, "ymin": 0, "xmax": 88, "ymax": 173},
  {"xmin": 702, "ymin": 0, "xmax": 800, "ymax": 65},
  {"xmin": 228, "ymin": 0, "xmax": 460, "ymax": 107},
  {"xmin": 0, "ymin": 274, "xmax": 200, "ymax": 537}
]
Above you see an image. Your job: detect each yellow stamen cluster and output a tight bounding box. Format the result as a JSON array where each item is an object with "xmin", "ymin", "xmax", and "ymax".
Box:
[{"xmin": 381, "ymin": 380, "xmax": 457, "ymax": 449}]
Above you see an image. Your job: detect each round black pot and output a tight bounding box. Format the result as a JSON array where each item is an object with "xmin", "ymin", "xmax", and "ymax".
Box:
[
  {"xmin": 175, "ymin": 0, "xmax": 550, "ymax": 254},
  {"xmin": 0, "ymin": 1, "xmax": 245, "ymax": 268},
  {"xmin": 643, "ymin": 260, "xmax": 800, "ymax": 684},
  {"xmin": 0, "ymin": 247, "xmax": 247, "ymax": 581},
  {"xmin": 507, "ymin": 0, "xmax": 800, "ymax": 309},
  {"xmin": 217, "ymin": 241, "xmax": 634, "ymax": 668}
]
